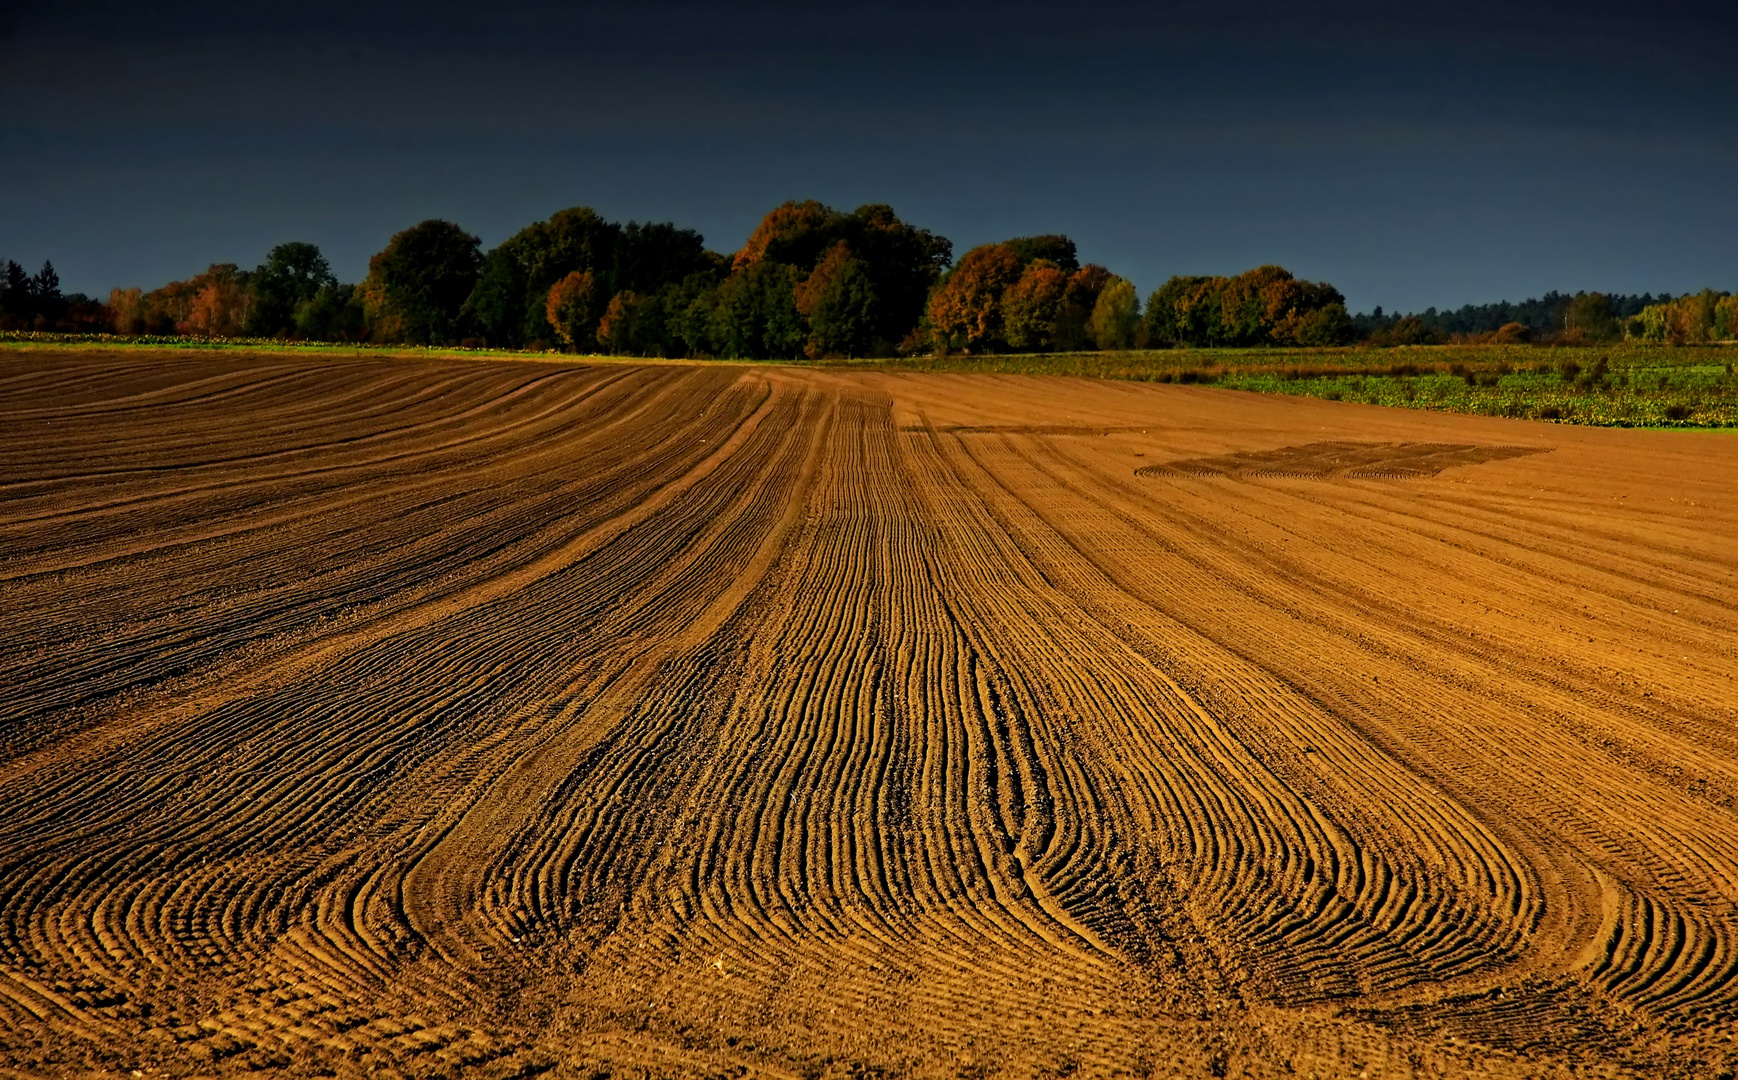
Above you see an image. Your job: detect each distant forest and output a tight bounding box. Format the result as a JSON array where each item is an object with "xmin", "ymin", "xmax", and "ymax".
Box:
[
  {"xmin": 3, "ymin": 203, "xmax": 1733, "ymax": 353},
  {"xmin": 1355, "ymin": 293, "xmax": 1695, "ymax": 343}
]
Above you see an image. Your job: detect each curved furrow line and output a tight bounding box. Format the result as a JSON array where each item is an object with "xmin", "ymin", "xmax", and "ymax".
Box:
[
  {"xmin": 0, "ymin": 365, "xmax": 655, "ymax": 589},
  {"xmin": 1046, "ymin": 440, "xmax": 1738, "ymax": 791},
  {"xmin": 0, "ymin": 362, "xmax": 326, "ymax": 422},
  {"xmin": 0, "ymin": 365, "xmax": 497, "ymax": 499},
  {"xmin": 0, "ymin": 365, "xmax": 485, "ymax": 475},
  {"xmin": 896, "ymin": 422, "xmax": 1251, "ymax": 973},
  {"xmin": 921, "ymin": 427, "xmax": 1544, "ymax": 1003},
  {"xmin": 382, "ymin": 382, "xmax": 825, "ymax": 975},
  {"xmin": 1063, "ymin": 521, "xmax": 1738, "ymax": 1022},
  {"xmin": 704, "ymin": 395, "xmax": 1147, "ymax": 1035},
  {"xmin": 0, "ymin": 365, "xmax": 574, "ymax": 488},
  {"xmin": 503, "ymin": 395, "xmax": 1128, "ymax": 1047},
  {"xmin": 1207, "ymin": 474, "xmax": 1738, "ymax": 682},
  {"xmin": 0, "ymin": 365, "xmax": 630, "ymax": 528},
  {"xmin": 1028, "ymin": 436, "xmax": 1738, "ymax": 883},
  {"xmin": 0, "ymin": 369, "xmax": 747, "ymax": 742},
  {"xmin": 0, "ymin": 379, "xmax": 782, "ymax": 1064},
  {"xmin": 0, "ymin": 363, "xmax": 611, "ymax": 542},
  {"xmin": 1018, "ymin": 430, "xmax": 1738, "ymax": 1026},
  {"xmin": 0, "ymin": 375, "xmax": 757, "ymax": 838},
  {"xmin": 1324, "ymin": 476, "xmax": 1738, "ymax": 597}
]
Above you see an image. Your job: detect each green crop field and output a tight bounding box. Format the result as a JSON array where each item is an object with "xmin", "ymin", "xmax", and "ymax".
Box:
[{"xmin": 860, "ymin": 344, "xmax": 1738, "ymax": 428}]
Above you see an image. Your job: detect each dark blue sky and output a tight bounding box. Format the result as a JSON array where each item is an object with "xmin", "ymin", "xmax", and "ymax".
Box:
[{"xmin": 2, "ymin": 0, "xmax": 1733, "ymax": 311}]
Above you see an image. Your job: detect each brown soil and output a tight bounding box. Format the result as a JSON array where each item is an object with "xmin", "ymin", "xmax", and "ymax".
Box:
[{"xmin": 1, "ymin": 352, "xmax": 1735, "ymax": 1080}]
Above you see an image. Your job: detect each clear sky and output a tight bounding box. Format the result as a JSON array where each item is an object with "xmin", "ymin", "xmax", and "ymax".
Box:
[{"xmin": 2, "ymin": 0, "xmax": 1733, "ymax": 312}]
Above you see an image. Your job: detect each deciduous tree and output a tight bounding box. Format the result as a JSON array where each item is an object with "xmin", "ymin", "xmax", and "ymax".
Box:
[
  {"xmin": 1088, "ymin": 276, "xmax": 1139, "ymax": 350},
  {"xmin": 463, "ymin": 207, "xmax": 618, "ymax": 348},
  {"xmin": 361, "ymin": 220, "xmax": 481, "ymax": 345},
  {"xmin": 294, "ymin": 284, "xmax": 367, "ymax": 342},
  {"xmin": 733, "ymin": 201, "xmax": 838, "ymax": 273},
  {"xmin": 1561, "ymin": 292, "xmax": 1620, "ymax": 342},
  {"xmin": 1627, "ymin": 290, "xmax": 1729, "ymax": 344},
  {"xmin": 613, "ymin": 222, "xmax": 718, "ymax": 297},
  {"xmin": 1000, "ymin": 260, "xmax": 1069, "ymax": 351},
  {"xmin": 545, "ymin": 270, "xmax": 606, "ymax": 350},
  {"xmin": 712, "ymin": 261, "xmax": 805, "ymax": 359},
  {"xmin": 597, "ymin": 291, "xmax": 645, "ymax": 355},
  {"xmin": 248, "ymin": 242, "xmax": 335, "ymax": 337},
  {"xmin": 185, "ymin": 268, "xmax": 252, "ymax": 337},
  {"xmin": 926, "ymin": 244, "xmax": 1022, "ymax": 352},
  {"xmin": 1143, "ymin": 267, "xmax": 1352, "ymax": 347},
  {"xmin": 108, "ymin": 287, "xmax": 147, "ymax": 335},
  {"xmin": 661, "ymin": 273, "xmax": 725, "ymax": 357},
  {"xmin": 731, "ymin": 201, "xmax": 950, "ymax": 356},
  {"xmin": 795, "ymin": 242, "xmax": 878, "ymax": 358},
  {"xmin": 1004, "ymin": 235, "xmax": 1079, "ymax": 272},
  {"xmin": 836, "ymin": 204, "xmax": 951, "ymax": 349},
  {"xmin": 1054, "ymin": 264, "xmax": 1111, "ymax": 350}
]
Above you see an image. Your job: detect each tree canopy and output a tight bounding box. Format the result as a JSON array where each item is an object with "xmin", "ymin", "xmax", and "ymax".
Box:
[
  {"xmin": 1141, "ymin": 266, "xmax": 1354, "ymax": 347},
  {"xmin": 463, "ymin": 207, "xmax": 617, "ymax": 348},
  {"xmin": 924, "ymin": 238, "xmax": 1115, "ymax": 354},
  {"xmin": 248, "ymin": 242, "xmax": 336, "ymax": 337},
  {"xmin": 0, "ymin": 260, "xmax": 70, "ymax": 331},
  {"xmin": 359, "ymin": 220, "xmax": 481, "ymax": 345}
]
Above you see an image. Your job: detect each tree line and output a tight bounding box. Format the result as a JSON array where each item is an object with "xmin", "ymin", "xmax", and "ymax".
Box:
[
  {"xmin": 5, "ymin": 204, "xmax": 1729, "ymax": 352},
  {"xmin": 1351, "ymin": 290, "xmax": 1732, "ymax": 345},
  {"xmin": 0, "ymin": 260, "xmax": 111, "ymax": 333}
]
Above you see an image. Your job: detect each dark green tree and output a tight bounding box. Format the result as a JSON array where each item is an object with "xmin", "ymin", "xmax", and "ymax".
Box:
[
  {"xmin": 1562, "ymin": 292, "xmax": 1620, "ymax": 341},
  {"xmin": 712, "ymin": 261, "xmax": 805, "ymax": 359},
  {"xmin": 599, "ymin": 290, "xmax": 686, "ymax": 357},
  {"xmin": 732, "ymin": 201, "xmax": 950, "ymax": 353},
  {"xmin": 248, "ymin": 242, "xmax": 336, "ymax": 337},
  {"xmin": 1288, "ymin": 303, "xmax": 1355, "ymax": 346},
  {"xmin": 1, "ymin": 260, "xmax": 34, "ymax": 327},
  {"xmin": 837, "ymin": 204, "xmax": 951, "ymax": 350},
  {"xmin": 1004, "ymin": 235, "xmax": 1079, "ymax": 272},
  {"xmin": 1367, "ymin": 315, "xmax": 1445, "ymax": 346},
  {"xmin": 1054, "ymin": 264, "xmax": 1111, "ymax": 350},
  {"xmin": 293, "ymin": 284, "xmax": 367, "ymax": 342},
  {"xmin": 663, "ymin": 273, "xmax": 725, "ymax": 357},
  {"xmin": 1088, "ymin": 277, "xmax": 1140, "ymax": 350},
  {"xmin": 462, "ymin": 207, "xmax": 620, "ymax": 348},
  {"xmin": 4, "ymin": 261, "xmax": 67, "ymax": 329},
  {"xmin": 795, "ymin": 243, "xmax": 879, "ymax": 358},
  {"xmin": 1141, "ymin": 276, "xmax": 1218, "ymax": 346},
  {"xmin": 613, "ymin": 222, "xmax": 718, "ymax": 296},
  {"xmin": 359, "ymin": 220, "xmax": 481, "ymax": 345}
]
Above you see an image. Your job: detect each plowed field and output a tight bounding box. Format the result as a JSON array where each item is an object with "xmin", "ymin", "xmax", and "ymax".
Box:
[{"xmin": 2, "ymin": 352, "xmax": 1736, "ymax": 1080}]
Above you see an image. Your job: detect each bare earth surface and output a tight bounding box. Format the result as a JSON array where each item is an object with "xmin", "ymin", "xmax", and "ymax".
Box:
[{"xmin": 1, "ymin": 352, "xmax": 1735, "ymax": 1080}]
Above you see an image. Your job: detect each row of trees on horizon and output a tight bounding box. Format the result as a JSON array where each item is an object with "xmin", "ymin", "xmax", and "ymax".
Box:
[{"xmin": 4, "ymin": 202, "xmax": 1733, "ymax": 353}]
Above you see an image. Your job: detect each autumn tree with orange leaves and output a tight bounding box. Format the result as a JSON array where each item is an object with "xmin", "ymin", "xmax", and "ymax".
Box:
[
  {"xmin": 545, "ymin": 269, "xmax": 606, "ymax": 350},
  {"xmin": 728, "ymin": 200, "xmax": 949, "ymax": 357},
  {"xmin": 1000, "ymin": 259, "xmax": 1069, "ymax": 351},
  {"xmin": 926, "ymin": 244, "xmax": 1023, "ymax": 352}
]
